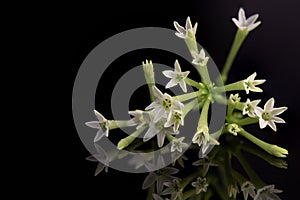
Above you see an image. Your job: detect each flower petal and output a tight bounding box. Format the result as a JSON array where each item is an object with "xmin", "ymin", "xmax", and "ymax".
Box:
[
  {"xmin": 94, "ymin": 130, "xmax": 105, "ymax": 142},
  {"xmin": 239, "ymin": 8, "xmax": 246, "ymax": 24},
  {"xmin": 272, "ymin": 116, "xmax": 286, "ymax": 123},
  {"xmin": 179, "ymin": 80, "xmax": 187, "ymax": 92},
  {"xmin": 152, "ymin": 86, "xmax": 164, "ymax": 99},
  {"xmin": 162, "ymin": 70, "xmax": 176, "ymax": 78},
  {"xmin": 259, "ymin": 118, "xmax": 268, "ymax": 129},
  {"xmin": 185, "ymin": 16, "xmax": 192, "ymax": 30},
  {"xmin": 142, "ymin": 172, "xmax": 156, "ymax": 189},
  {"xmin": 255, "ymin": 106, "xmax": 264, "ymax": 116},
  {"xmin": 85, "ymin": 121, "xmax": 100, "ymax": 129},
  {"xmin": 157, "ymin": 132, "xmax": 166, "ymax": 147},
  {"xmin": 174, "ymin": 60, "xmax": 182, "ymax": 72},
  {"xmin": 264, "ymin": 98, "xmax": 275, "ymax": 111},
  {"xmin": 144, "ymin": 126, "xmax": 158, "ymax": 142},
  {"xmin": 246, "ymin": 14, "xmax": 259, "ymax": 25},
  {"xmin": 173, "ymin": 21, "xmax": 186, "ymax": 34},
  {"xmin": 248, "ymin": 21, "xmax": 261, "ymax": 32},
  {"xmin": 271, "ymin": 107, "xmax": 287, "ymax": 116},
  {"xmin": 94, "ymin": 110, "xmax": 106, "ymax": 122},
  {"xmin": 232, "ymin": 18, "xmax": 241, "ymax": 28},
  {"xmin": 166, "ymin": 78, "xmax": 179, "ymax": 88},
  {"xmin": 268, "ymin": 120, "xmax": 277, "ymax": 131}
]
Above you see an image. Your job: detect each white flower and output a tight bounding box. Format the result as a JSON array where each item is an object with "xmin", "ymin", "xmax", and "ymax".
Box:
[
  {"xmin": 85, "ymin": 110, "xmax": 109, "ymax": 142},
  {"xmin": 243, "ymin": 72, "xmax": 266, "ymax": 94},
  {"xmin": 143, "ymin": 114, "xmax": 178, "ymax": 148},
  {"xmin": 128, "ymin": 110, "xmax": 147, "ymax": 129},
  {"xmin": 174, "ymin": 16, "xmax": 198, "ymax": 39},
  {"xmin": 171, "ymin": 137, "xmax": 189, "ymax": 153},
  {"xmin": 243, "ymin": 99, "xmax": 261, "ymax": 118},
  {"xmin": 232, "ymin": 8, "xmax": 261, "ymax": 32},
  {"xmin": 162, "ymin": 60, "xmax": 190, "ymax": 92},
  {"xmin": 227, "ymin": 123, "xmax": 241, "ymax": 136},
  {"xmin": 254, "ymin": 185, "xmax": 282, "ymax": 200},
  {"xmin": 229, "ymin": 93, "xmax": 241, "ymax": 104},
  {"xmin": 162, "ymin": 179, "xmax": 183, "ymax": 200},
  {"xmin": 241, "ymin": 181, "xmax": 256, "ymax": 200},
  {"xmin": 145, "ymin": 85, "xmax": 184, "ymax": 123},
  {"xmin": 255, "ymin": 98, "xmax": 287, "ymax": 131},
  {"xmin": 191, "ymin": 177, "xmax": 209, "ymax": 194},
  {"xmin": 228, "ymin": 183, "xmax": 239, "ymax": 199},
  {"xmin": 192, "ymin": 127, "xmax": 220, "ymax": 155},
  {"xmin": 164, "ymin": 109, "xmax": 184, "ymax": 132},
  {"xmin": 191, "ymin": 49, "xmax": 209, "ymax": 67}
]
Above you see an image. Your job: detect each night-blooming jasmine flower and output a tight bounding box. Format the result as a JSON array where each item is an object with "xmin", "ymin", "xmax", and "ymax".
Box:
[
  {"xmin": 228, "ymin": 183, "xmax": 239, "ymax": 199},
  {"xmin": 227, "ymin": 123, "xmax": 241, "ymax": 136},
  {"xmin": 170, "ymin": 137, "xmax": 189, "ymax": 153},
  {"xmin": 243, "ymin": 99, "xmax": 261, "ymax": 118},
  {"xmin": 162, "ymin": 179, "xmax": 183, "ymax": 200},
  {"xmin": 191, "ymin": 49, "xmax": 209, "ymax": 67},
  {"xmin": 229, "ymin": 93, "xmax": 241, "ymax": 105},
  {"xmin": 128, "ymin": 110, "xmax": 147, "ymax": 129},
  {"xmin": 162, "ymin": 60, "xmax": 190, "ymax": 92},
  {"xmin": 142, "ymin": 167, "xmax": 179, "ymax": 194},
  {"xmin": 146, "ymin": 86, "xmax": 184, "ymax": 123},
  {"xmin": 241, "ymin": 181, "xmax": 256, "ymax": 200},
  {"xmin": 191, "ymin": 177, "xmax": 209, "ymax": 194},
  {"xmin": 232, "ymin": 8, "xmax": 261, "ymax": 32},
  {"xmin": 192, "ymin": 127, "xmax": 220, "ymax": 155},
  {"xmin": 152, "ymin": 194, "xmax": 169, "ymax": 200},
  {"xmin": 243, "ymin": 72, "xmax": 266, "ymax": 94},
  {"xmin": 143, "ymin": 114, "xmax": 178, "ymax": 148},
  {"xmin": 255, "ymin": 98, "xmax": 287, "ymax": 131},
  {"xmin": 254, "ymin": 185, "xmax": 282, "ymax": 200},
  {"xmin": 165, "ymin": 109, "xmax": 184, "ymax": 132},
  {"xmin": 174, "ymin": 16, "xmax": 198, "ymax": 39},
  {"xmin": 85, "ymin": 110, "xmax": 109, "ymax": 142}
]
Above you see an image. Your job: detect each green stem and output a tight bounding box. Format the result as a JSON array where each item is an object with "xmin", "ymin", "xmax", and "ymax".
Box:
[
  {"xmin": 146, "ymin": 185, "xmax": 155, "ymax": 200},
  {"xmin": 174, "ymin": 91, "xmax": 202, "ymax": 102},
  {"xmin": 195, "ymin": 65, "xmax": 212, "ymax": 87},
  {"xmin": 234, "ymin": 151, "xmax": 265, "ymax": 188},
  {"xmin": 183, "ymin": 99, "xmax": 199, "ymax": 117},
  {"xmin": 185, "ymin": 78, "xmax": 202, "ymax": 89},
  {"xmin": 220, "ymin": 29, "xmax": 248, "ymax": 84},
  {"xmin": 183, "ymin": 189, "xmax": 196, "ymax": 199},
  {"xmin": 237, "ymin": 117, "xmax": 259, "ymax": 126},
  {"xmin": 117, "ymin": 126, "xmax": 146, "ymax": 149},
  {"xmin": 108, "ymin": 120, "xmax": 133, "ymax": 130},
  {"xmin": 239, "ymin": 128, "xmax": 288, "ymax": 158},
  {"xmin": 197, "ymin": 98, "xmax": 210, "ymax": 129}
]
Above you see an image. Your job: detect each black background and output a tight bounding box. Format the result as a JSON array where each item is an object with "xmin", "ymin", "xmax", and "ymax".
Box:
[{"xmin": 16, "ymin": 0, "xmax": 300, "ymax": 199}]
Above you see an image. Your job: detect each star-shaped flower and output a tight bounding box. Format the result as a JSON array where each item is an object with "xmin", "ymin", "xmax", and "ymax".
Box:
[
  {"xmin": 143, "ymin": 114, "xmax": 178, "ymax": 148},
  {"xmin": 241, "ymin": 181, "xmax": 256, "ymax": 200},
  {"xmin": 254, "ymin": 185, "xmax": 282, "ymax": 200},
  {"xmin": 243, "ymin": 99, "xmax": 261, "ymax": 118},
  {"xmin": 85, "ymin": 110, "xmax": 109, "ymax": 142},
  {"xmin": 164, "ymin": 109, "xmax": 184, "ymax": 132},
  {"xmin": 255, "ymin": 98, "xmax": 287, "ymax": 131},
  {"xmin": 162, "ymin": 179, "xmax": 183, "ymax": 200},
  {"xmin": 229, "ymin": 93, "xmax": 241, "ymax": 105},
  {"xmin": 128, "ymin": 109, "xmax": 147, "ymax": 129},
  {"xmin": 145, "ymin": 86, "xmax": 184, "ymax": 123},
  {"xmin": 162, "ymin": 60, "xmax": 190, "ymax": 92},
  {"xmin": 243, "ymin": 72, "xmax": 266, "ymax": 94},
  {"xmin": 227, "ymin": 123, "xmax": 241, "ymax": 136},
  {"xmin": 232, "ymin": 8, "xmax": 261, "ymax": 32},
  {"xmin": 174, "ymin": 16, "xmax": 198, "ymax": 39},
  {"xmin": 170, "ymin": 137, "xmax": 189, "ymax": 153},
  {"xmin": 191, "ymin": 177, "xmax": 209, "ymax": 194},
  {"xmin": 192, "ymin": 127, "xmax": 220, "ymax": 156},
  {"xmin": 191, "ymin": 49, "xmax": 209, "ymax": 67}
]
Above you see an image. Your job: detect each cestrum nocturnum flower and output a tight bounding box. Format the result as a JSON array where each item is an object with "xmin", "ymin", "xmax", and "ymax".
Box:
[
  {"xmin": 227, "ymin": 123, "xmax": 241, "ymax": 136},
  {"xmin": 254, "ymin": 185, "xmax": 282, "ymax": 200},
  {"xmin": 85, "ymin": 110, "xmax": 109, "ymax": 142},
  {"xmin": 143, "ymin": 113, "xmax": 178, "ymax": 148},
  {"xmin": 170, "ymin": 137, "xmax": 189, "ymax": 153},
  {"xmin": 192, "ymin": 127, "xmax": 220, "ymax": 155},
  {"xmin": 191, "ymin": 49, "xmax": 209, "ymax": 67},
  {"xmin": 232, "ymin": 8, "xmax": 261, "ymax": 32},
  {"xmin": 145, "ymin": 85, "xmax": 184, "ymax": 123},
  {"xmin": 128, "ymin": 110, "xmax": 147, "ymax": 129},
  {"xmin": 255, "ymin": 98, "xmax": 287, "ymax": 131},
  {"xmin": 162, "ymin": 60, "xmax": 190, "ymax": 92},
  {"xmin": 243, "ymin": 72, "xmax": 266, "ymax": 94},
  {"xmin": 191, "ymin": 177, "xmax": 209, "ymax": 194},
  {"xmin": 165, "ymin": 109, "xmax": 184, "ymax": 132},
  {"xmin": 174, "ymin": 16, "xmax": 198, "ymax": 39},
  {"xmin": 243, "ymin": 98, "xmax": 261, "ymax": 118},
  {"xmin": 241, "ymin": 181, "xmax": 256, "ymax": 200}
]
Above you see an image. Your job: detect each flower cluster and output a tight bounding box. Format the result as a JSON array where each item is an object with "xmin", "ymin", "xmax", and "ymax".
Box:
[{"xmin": 84, "ymin": 7, "xmax": 288, "ymax": 200}]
